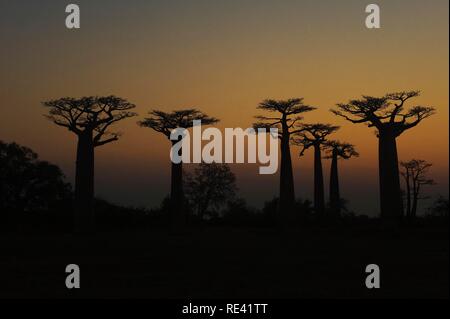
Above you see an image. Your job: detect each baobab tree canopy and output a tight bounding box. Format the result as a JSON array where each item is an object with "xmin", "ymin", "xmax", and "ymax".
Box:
[
  {"xmin": 295, "ymin": 123, "xmax": 340, "ymax": 155},
  {"xmin": 324, "ymin": 141, "xmax": 359, "ymax": 160},
  {"xmin": 42, "ymin": 96, "xmax": 137, "ymax": 147},
  {"xmin": 331, "ymin": 91, "xmax": 435, "ymax": 136},
  {"xmin": 139, "ymin": 109, "xmax": 219, "ymax": 138},
  {"xmin": 254, "ymin": 98, "xmax": 316, "ymax": 137}
]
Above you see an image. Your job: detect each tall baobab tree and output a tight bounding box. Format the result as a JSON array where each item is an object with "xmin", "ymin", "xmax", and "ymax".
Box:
[
  {"xmin": 400, "ymin": 159, "xmax": 435, "ymax": 219},
  {"xmin": 42, "ymin": 96, "xmax": 137, "ymax": 232},
  {"xmin": 139, "ymin": 109, "xmax": 218, "ymax": 227},
  {"xmin": 254, "ymin": 98, "xmax": 316, "ymax": 222},
  {"xmin": 332, "ymin": 91, "xmax": 435, "ymax": 220},
  {"xmin": 324, "ymin": 141, "xmax": 359, "ymax": 217},
  {"xmin": 294, "ymin": 124, "xmax": 339, "ymax": 216}
]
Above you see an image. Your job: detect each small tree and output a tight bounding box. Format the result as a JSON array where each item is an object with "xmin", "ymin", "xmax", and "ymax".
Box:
[
  {"xmin": 139, "ymin": 109, "xmax": 218, "ymax": 227},
  {"xmin": 428, "ymin": 196, "xmax": 449, "ymax": 218},
  {"xmin": 185, "ymin": 163, "xmax": 237, "ymax": 220},
  {"xmin": 253, "ymin": 98, "xmax": 316, "ymax": 222},
  {"xmin": 400, "ymin": 159, "xmax": 435, "ymax": 219},
  {"xmin": 43, "ymin": 96, "xmax": 137, "ymax": 232},
  {"xmin": 294, "ymin": 123, "xmax": 339, "ymax": 216},
  {"xmin": 332, "ymin": 91, "xmax": 435, "ymax": 220},
  {"xmin": 323, "ymin": 141, "xmax": 359, "ymax": 217}
]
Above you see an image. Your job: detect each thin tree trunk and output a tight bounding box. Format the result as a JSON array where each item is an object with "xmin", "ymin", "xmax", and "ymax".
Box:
[
  {"xmin": 411, "ymin": 184, "xmax": 420, "ymax": 219},
  {"xmin": 278, "ymin": 130, "xmax": 295, "ymax": 223},
  {"xmin": 329, "ymin": 150, "xmax": 340, "ymax": 217},
  {"xmin": 378, "ymin": 133, "xmax": 403, "ymax": 220},
  {"xmin": 314, "ymin": 144, "xmax": 325, "ymax": 216},
  {"xmin": 404, "ymin": 168, "xmax": 411, "ymax": 219},
  {"xmin": 170, "ymin": 140, "xmax": 185, "ymax": 228},
  {"xmin": 74, "ymin": 130, "xmax": 95, "ymax": 233}
]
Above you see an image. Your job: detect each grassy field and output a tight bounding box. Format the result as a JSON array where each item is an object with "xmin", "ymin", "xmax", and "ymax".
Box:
[{"xmin": 1, "ymin": 225, "xmax": 448, "ymax": 299}]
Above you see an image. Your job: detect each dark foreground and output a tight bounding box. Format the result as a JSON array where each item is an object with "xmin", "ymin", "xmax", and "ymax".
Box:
[{"xmin": 0, "ymin": 225, "xmax": 448, "ymax": 299}]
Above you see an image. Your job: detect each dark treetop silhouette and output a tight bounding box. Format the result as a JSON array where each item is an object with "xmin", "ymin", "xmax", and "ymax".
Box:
[
  {"xmin": 185, "ymin": 162, "xmax": 237, "ymax": 220},
  {"xmin": 42, "ymin": 96, "xmax": 137, "ymax": 232},
  {"xmin": 0, "ymin": 141, "xmax": 71, "ymax": 215},
  {"xmin": 332, "ymin": 91, "xmax": 435, "ymax": 220},
  {"xmin": 139, "ymin": 109, "xmax": 219, "ymax": 228},
  {"xmin": 294, "ymin": 123, "xmax": 339, "ymax": 216},
  {"xmin": 254, "ymin": 99, "xmax": 316, "ymax": 223},
  {"xmin": 429, "ymin": 196, "xmax": 449, "ymax": 218},
  {"xmin": 400, "ymin": 159, "xmax": 435, "ymax": 220},
  {"xmin": 323, "ymin": 141, "xmax": 359, "ymax": 217}
]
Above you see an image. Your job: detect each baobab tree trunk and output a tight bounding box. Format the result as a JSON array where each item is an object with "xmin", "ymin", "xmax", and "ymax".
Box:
[
  {"xmin": 170, "ymin": 140, "xmax": 185, "ymax": 228},
  {"xmin": 378, "ymin": 132, "xmax": 403, "ymax": 220},
  {"xmin": 74, "ymin": 130, "xmax": 95, "ymax": 233},
  {"xmin": 278, "ymin": 131, "xmax": 295, "ymax": 223},
  {"xmin": 404, "ymin": 169, "xmax": 411, "ymax": 219},
  {"xmin": 329, "ymin": 150, "xmax": 340, "ymax": 217},
  {"xmin": 411, "ymin": 185, "xmax": 420, "ymax": 219},
  {"xmin": 313, "ymin": 144, "xmax": 325, "ymax": 216}
]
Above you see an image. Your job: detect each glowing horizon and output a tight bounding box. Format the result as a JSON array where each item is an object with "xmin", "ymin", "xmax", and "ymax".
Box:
[{"xmin": 1, "ymin": 0, "xmax": 448, "ymax": 215}]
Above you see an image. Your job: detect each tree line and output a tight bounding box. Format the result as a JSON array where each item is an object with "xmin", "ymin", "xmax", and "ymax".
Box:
[{"xmin": 0, "ymin": 91, "xmax": 440, "ymax": 232}]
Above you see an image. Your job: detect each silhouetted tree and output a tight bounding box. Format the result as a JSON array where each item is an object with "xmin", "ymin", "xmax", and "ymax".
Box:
[
  {"xmin": 185, "ymin": 163, "xmax": 237, "ymax": 219},
  {"xmin": 254, "ymin": 99, "xmax": 316, "ymax": 222},
  {"xmin": 323, "ymin": 141, "xmax": 359, "ymax": 217},
  {"xmin": 42, "ymin": 96, "xmax": 137, "ymax": 232},
  {"xmin": 427, "ymin": 196, "xmax": 449, "ymax": 218},
  {"xmin": 0, "ymin": 141, "xmax": 71, "ymax": 225},
  {"xmin": 139, "ymin": 109, "xmax": 218, "ymax": 228},
  {"xmin": 294, "ymin": 124, "xmax": 339, "ymax": 216},
  {"xmin": 332, "ymin": 91, "xmax": 435, "ymax": 220},
  {"xmin": 400, "ymin": 159, "xmax": 435, "ymax": 219}
]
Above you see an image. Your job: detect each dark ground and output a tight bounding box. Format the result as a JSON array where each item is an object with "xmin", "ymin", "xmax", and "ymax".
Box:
[{"xmin": 0, "ymin": 224, "xmax": 448, "ymax": 299}]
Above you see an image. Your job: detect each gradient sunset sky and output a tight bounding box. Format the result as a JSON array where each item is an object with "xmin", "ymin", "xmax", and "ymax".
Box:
[{"xmin": 1, "ymin": 0, "xmax": 448, "ymax": 215}]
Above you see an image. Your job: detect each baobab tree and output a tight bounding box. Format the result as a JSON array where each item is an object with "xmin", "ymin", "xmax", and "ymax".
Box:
[
  {"xmin": 139, "ymin": 109, "xmax": 218, "ymax": 228},
  {"xmin": 294, "ymin": 124, "xmax": 339, "ymax": 216},
  {"xmin": 324, "ymin": 141, "xmax": 359, "ymax": 217},
  {"xmin": 42, "ymin": 96, "xmax": 137, "ymax": 232},
  {"xmin": 400, "ymin": 159, "xmax": 435, "ymax": 219},
  {"xmin": 253, "ymin": 98, "xmax": 316, "ymax": 222},
  {"xmin": 332, "ymin": 91, "xmax": 435, "ymax": 220}
]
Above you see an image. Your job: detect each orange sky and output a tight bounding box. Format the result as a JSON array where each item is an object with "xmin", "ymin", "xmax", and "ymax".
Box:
[{"xmin": 1, "ymin": 0, "xmax": 448, "ymax": 215}]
